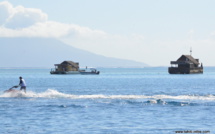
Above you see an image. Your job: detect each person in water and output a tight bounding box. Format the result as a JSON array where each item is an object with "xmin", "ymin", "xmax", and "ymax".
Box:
[{"xmin": 19, "ymin": 76, "xmax": 26, "ymax": 93}]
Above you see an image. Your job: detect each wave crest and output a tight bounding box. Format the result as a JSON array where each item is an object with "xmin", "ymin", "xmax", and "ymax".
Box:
[{"xmin": 1, "ymin": 89, "xmax": 215, "ymax": 101}]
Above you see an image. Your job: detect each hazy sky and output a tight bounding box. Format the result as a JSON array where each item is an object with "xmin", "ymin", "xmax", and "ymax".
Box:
[{"xmin": 1, "ymin": 0, "xmax": 215, "ymax": 66}]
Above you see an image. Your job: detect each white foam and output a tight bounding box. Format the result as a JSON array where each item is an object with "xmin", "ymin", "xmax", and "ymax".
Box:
[{"xmin": 1, "ymin": 89, "xmax": 215, "ymax": 101}]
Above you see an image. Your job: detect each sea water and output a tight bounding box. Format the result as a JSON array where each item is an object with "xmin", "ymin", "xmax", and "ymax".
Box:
[{"xmin": 0, "ymin": 67, "xmax": 214, "ymax": 134}]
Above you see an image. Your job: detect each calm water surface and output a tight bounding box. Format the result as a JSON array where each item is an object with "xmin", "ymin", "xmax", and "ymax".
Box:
[{"xmin": 0, "ymin": 67, "xmax": 215, "ymax": 134}]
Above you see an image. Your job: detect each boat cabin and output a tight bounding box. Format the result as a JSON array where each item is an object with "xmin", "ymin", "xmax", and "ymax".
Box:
[{"xmin": 169, "ymin": 55, "xmax": 203, "ymax": 74}]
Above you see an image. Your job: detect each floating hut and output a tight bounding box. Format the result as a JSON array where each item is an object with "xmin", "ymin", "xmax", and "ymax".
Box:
[
  {"xmin": 168, "ymin": 55, "xmax": 203, "ymax": 74},
  {"xmin": 50, "ymin": 61, "xmax": 80, "ymax": 74}
]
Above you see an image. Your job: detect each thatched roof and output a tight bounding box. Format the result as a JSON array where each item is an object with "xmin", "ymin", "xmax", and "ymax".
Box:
[
  {"xmin": 60, "ymin": 61, "xmax": 79, "ymax": 68},
  {"xmin": 177, "ymin": 55, "xmax": 199, "ymax": 65}
]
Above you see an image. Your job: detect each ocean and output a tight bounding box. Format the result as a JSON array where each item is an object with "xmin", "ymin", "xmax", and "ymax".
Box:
[{"xmin": 0, "ymin": 67, "xmax": 214, "ymax": 134}]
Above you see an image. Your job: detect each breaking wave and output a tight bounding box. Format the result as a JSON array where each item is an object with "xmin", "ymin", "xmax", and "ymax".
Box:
[{"xmin": 1, "ymin": 89, "xmax": 215, "ymax": 101}]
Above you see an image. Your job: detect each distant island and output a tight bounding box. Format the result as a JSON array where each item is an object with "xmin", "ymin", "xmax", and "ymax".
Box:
[{"xmin": 0, "ymin": 37, "xmax": 148, "ymax": 68}]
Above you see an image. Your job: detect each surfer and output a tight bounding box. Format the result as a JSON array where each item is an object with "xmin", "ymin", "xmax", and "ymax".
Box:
[{"xmin": 19, "ymin": 77, "xmax": 27, "ymax": 93}]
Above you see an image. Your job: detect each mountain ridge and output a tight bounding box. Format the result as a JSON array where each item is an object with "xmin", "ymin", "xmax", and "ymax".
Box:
[{"xmin": 0, "ymin": 37, "xmax": 148, "ymax": 68}]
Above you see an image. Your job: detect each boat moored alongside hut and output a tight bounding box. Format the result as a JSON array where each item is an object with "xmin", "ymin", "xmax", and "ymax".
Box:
[{"xmin": 50, "ymin": 61, "xmax": 100, "ymax": 75}]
